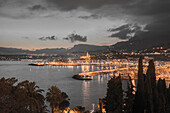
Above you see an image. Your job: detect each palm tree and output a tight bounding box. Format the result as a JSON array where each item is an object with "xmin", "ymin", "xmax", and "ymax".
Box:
[
  {"xmin": 71, "ymin": 106, "xmax": 85, "ymax": 113},
  {"xmin": 19, "ymin": 81, "xmax": 45, "ymax": 113},
  {"xmin": 0, "ymin": 78, "xmax": 29, "ymax": 113},
  {"xmin": 0, "ymin": 77, "xmax": 19, "ymax": 112},
  {"xmin": 46, "ymin": 86, "xmax": 70, "ymax": 113}
]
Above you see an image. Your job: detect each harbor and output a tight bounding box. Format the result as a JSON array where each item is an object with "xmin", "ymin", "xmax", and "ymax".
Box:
[
  {"xmin": 29, "ymin": 52, "xmax": 170, "ymax": 81},
  {"xmin": 73, "ymin": 67, "xmax": 170, "ymax": 81}
]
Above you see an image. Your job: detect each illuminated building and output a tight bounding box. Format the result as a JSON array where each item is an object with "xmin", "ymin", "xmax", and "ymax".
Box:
[{"xmin": 80, "ymin": 52, "xmax": 91, "ymax": 60}]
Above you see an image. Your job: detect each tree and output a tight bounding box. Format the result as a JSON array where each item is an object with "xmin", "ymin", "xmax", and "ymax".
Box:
[
  {"xmin": 145, "ymin": 59, "xmax": 158, "ymax": 113},
  {"xmin": 0, "ymin": 77, "xmax": 30, "ymax": 113},
  {"xmin": 105, "ymin": 76, "xmax": 123, "ymax": 113},
  {"xmin": 137, "ymin": 56, "xmax": 145, "ymax": 93},
  {"xmin": 46, "ymin": 86, "xmax": 70, "ymax": 113},
  {"xmin": 124, "ymin": 76, "xmax": 135, "ymax": 113},
  {"xmin": 166, "ymin": 84, "xmax": 170, "ymax": 113},
  {"xmin": 59, "ymin": 100, "xmax": 70, "ymax": 113},
  {"xmin": 144, "ymin": 71, "xmax": 154, "ymax": 113},
  {"xmin": 71, "ymin": 106, "xmax": 85, "ymax": 113},
  {"xmin": 18, "ymin": 81, "xmax": 45, "ymax": 113},
  {"xmin": 157, "ymin": 79, "xmax": 167, "ymax": 113},
  {"xmin": 133, "ymin": 56, "xmax": 145, "ymax": 113},
  {"xmin": 0, "ymin": 77, "xmax": 46, "ymax": 113}
]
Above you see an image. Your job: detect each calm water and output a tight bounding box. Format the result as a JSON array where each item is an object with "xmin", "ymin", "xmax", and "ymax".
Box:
[{"xmin": 0, "ymin": 61, "xmax": 129, "ymax": 111}]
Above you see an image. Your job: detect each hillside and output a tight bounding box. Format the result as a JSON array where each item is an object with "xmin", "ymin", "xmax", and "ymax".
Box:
[
  {"xmin": 112, "ymin": 37, "xmax": 169, "ymax": 52},
  {"xmin": 68, "ymin": 44, "xmax": 108, "ymax": 53}
]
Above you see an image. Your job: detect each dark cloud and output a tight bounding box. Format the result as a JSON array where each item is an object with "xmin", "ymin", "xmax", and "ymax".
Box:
[
  {"xmin": 105, "ymin": 0, "xmax": 170, "ymax": 42},
  {"xmin": 46, "ymin": 0, "xmax": 131, "ymax": 11},
  {"xmin": 125, "ymin": 0, "xmax": 170, "ymax": 16},
  {"xmin": 109, "ymin": 30, "xmax": 132, "ymax": 40},
  {"xmin": 0, "ymin": 0, "xmax": 169, "ymax": 46},
  {"xmin": 0, "ymin": 0, "xmax": 7, "ymax": 7},
  {"xmin": 108, "ymin": 24, "xmax": 143, "ymax": 40},
  {"xmin": 39, "ymin": 36, "xmax": 57, "ymax": 41},
  {"xmin": 120, "ymin": 0, "xmax": 170, "ymax": 42},
  {"xmin": 28, "ymin": 5, "xmax": 47, "ymax": 11},
  {"xmin": 108, "ymin": 24, "xmax": 130, "ymax": 32},
  {"xmin": 0, "ymin": 0, "xmax": 32, "ymax": 7},
  {"xmin": 21, "ymin": 37, "xmax": 29, "ymax": 39},
  {"xmin": 78, "ymin": 14, "xmax": 102, "ymax": 20},
  {"xmin": 132, "ymin": 17, "xmax": 170, "ymax": 41},
  {"xmin": 63, "ymin": 33, "xmax": 87, "ymax": 43}
]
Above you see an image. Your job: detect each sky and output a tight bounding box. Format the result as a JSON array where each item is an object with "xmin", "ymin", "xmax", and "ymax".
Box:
[{"xmin": 0, "ymin": 0, "xmax": 169, "ymax": 50}]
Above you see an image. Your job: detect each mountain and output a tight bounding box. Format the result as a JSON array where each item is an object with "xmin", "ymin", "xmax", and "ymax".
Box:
[
  {"xmin": 0, "ymin": 47, "xmax": 68, "ymax": 55},
  {"xmin": 0, "ymin": 44, "xmax": 108, "ymax": 55},
  {"xmin": 111, "ymin": 37, "xmax": 170, "ymax": 52},
  {"xmin": 67, "ymin": 44, "xmax": 108, "ymax": 53},
  {"xmin": 0, "ymin": 47, "xmax": 30, "ymax": 55},
  {"xmin": 32, "ymin": 48, "xmax": 68, "ymax": 54},
  {"xmin": 1, "ymin": 36, "xmax": 169, "ymax": 55}
]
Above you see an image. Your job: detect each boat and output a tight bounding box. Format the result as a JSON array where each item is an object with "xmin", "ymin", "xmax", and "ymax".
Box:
[
  {"xmin": 72, "ymin": 74, "xmax": 93, "ymax": 80},
  {"xmin": 29, "ymin": 62, "xmax": 46, "ymax": 66}
]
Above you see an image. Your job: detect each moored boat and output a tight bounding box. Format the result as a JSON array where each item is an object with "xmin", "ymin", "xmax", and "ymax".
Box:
[
  {"xmin": 72, "ymin": 74, "xmax": 93, "ymax": 80},
  {"xmin": 29, "ymin": 62, "xmax": 46, "ymax": 66}
]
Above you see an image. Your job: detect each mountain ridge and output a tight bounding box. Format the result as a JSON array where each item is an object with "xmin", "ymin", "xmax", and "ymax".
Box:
[
  {"xmin": 0, "ymin": 44, "xmax": 108, "ymax": 55},
  {"xmin": 0, "ymin": 36, "xmax": 169, "ymax": 55}
]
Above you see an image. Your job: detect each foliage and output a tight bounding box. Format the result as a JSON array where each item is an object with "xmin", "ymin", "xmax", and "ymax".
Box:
[
  {"xmin": 105, "ymin": 75, "xmax": 123, "ymax": 113},
  {"xmin": 104, "ymin": 57, "xmax": 169, "ymax": 113},
  {"xmin": 133, "ymin": 56, "xmax": 145, "ymax": 113},
  {"xmin": 124, "ymin": 76, "xmax": 135, "ymax": 113},
  {"xmin": 46, "ymin": 86, "xmax": 70, "ymax": 113},
  {"xmin": 0, "ymin": 77, "xmax": 46, "ymax": 113},
  {"xmin": 72, "ymin": 106, "xmax": 85, "ymax": 113}
]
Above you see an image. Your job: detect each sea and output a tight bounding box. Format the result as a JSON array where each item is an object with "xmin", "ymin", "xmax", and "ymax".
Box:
[{"xmin": 0, "ymin": 61, "xmax": 136, "ymax": 111}]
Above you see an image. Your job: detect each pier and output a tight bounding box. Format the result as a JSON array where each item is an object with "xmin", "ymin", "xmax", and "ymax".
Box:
[
  {"xmin": 74, "ymin": 68, "xmax": 137, "ymax": 80},
  {"xmin": 29, "ymin": 62, "xmax": 170, "ymax": 81},
  {"xmin": 75, "ymin": 68, "xmax": 170, "ymax": 81},
  {"xmin": 77, "ymin": 68, "xmax": 128, "ymax": 76}
]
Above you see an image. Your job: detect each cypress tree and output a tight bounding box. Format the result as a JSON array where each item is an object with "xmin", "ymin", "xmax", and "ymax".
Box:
[
  {"xmin": 105, "ymin": 76, "xmax": 123, "ymax": 113},
  {"xmin": 157, "ymin": 79, "xmax": 166, "ymax": 113},
  {"xmin": 133, "ymin": 56, "xmax": 145, "ymax": 113},
  {"xmin": 124, "ymin": 76, "xmax": 135, "ymax": 113},
  {"xmin": 157, "ymin": 79, "xmax": 170, "ymax": 113},
  {"xmin": 138, "ymin": 56, "xmax": 145, "ymax": 92},
  {"xmin": 157, "ymin": 79, "xmax": 166, "ymax": 96},
  {"xmin": 166, "ymin": 84, "xmax": 170, "ymax": 113},
  {"xmin": 146, "ymin": 59, "xmax": 158, "ymax": 113},
  {"xmin": 145, "ymin": 69, "xmax": 154, "ymax": 113}
]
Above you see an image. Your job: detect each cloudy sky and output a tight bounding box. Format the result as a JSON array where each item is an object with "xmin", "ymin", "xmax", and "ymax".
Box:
[{"xmin": 0, "ymin": 0, "xmax": 169, "ymax": 50}]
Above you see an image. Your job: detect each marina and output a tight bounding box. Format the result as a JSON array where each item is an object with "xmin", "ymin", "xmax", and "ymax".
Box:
[{"xmin": 29, "ymin": 52, "xmax": 170, "ymax": 82}]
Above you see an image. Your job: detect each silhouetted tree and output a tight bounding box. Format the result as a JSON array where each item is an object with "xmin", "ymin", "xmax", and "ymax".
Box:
[
  {"xmin": 0, "ymin": 77, "xmax": 30, "ymax": 113},
  {"xmin": 105, "ymin": 76, "xmax": 123, "ymax": 113},
  {"xmin": 166, "ymin": 84, "xmax": 170, "ymax": 113},
  {"xmin": 146, "ymin": 59, "xmax": 158, "ymax": 113},
  {"xmin": 59, "ymin": 100, "xmax": 70, "ymax": 113},
  {"xmin": 46, "ymin": 86, "xmax": 70, "ymax": 113},
  {"xmin": 133, "ymin": 56, "xmax": 145, "ymax": 113},
  {"xmin": 0, "ymin": 77, "xmax": 46, "ymax": 113},
  {"xmin": 18, "ymin": 81, "xmax": 45, "ymax": 113},
  {"xmin": 144, "ymin": 71, "xmax": 154, "ymax": 113},
  {"xmin": 124, "ymin": 76, "xmax": 135, "ymax": 113},
  {"xmin": 72, "ymin": 106, "xmax": 85, "ymax": 113},
  {"xmin": 157, "ymin": 79, "xmax": 167, "ymax": 113}
]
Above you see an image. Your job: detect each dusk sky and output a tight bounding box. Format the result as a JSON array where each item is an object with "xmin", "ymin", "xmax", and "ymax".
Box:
[{"xmin": 0, "ymin": 0, "xmax": 169, "ymax": 50}]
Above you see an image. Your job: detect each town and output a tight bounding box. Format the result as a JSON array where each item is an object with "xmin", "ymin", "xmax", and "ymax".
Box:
[{"xmin": 27, "ymin": 52, "xmax": 170, "ymax": 81}]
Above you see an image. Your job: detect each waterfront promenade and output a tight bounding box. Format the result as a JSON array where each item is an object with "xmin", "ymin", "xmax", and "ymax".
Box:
[
  {"xmin": 76, "ymin": 68, "xmax": 170, "ymax": 81},
  {"xmin": 29, "ymin": 62, "xmax": 170, "ymax": 81}
]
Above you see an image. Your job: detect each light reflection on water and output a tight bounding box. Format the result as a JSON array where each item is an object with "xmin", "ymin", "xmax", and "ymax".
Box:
[
  {"xmin": 0, "ymin": 61, "xmax": 110, "ymax": 110},
  {"xmin": 0, "ymin": 61, "xmax": 169, "ymax": 111}
]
